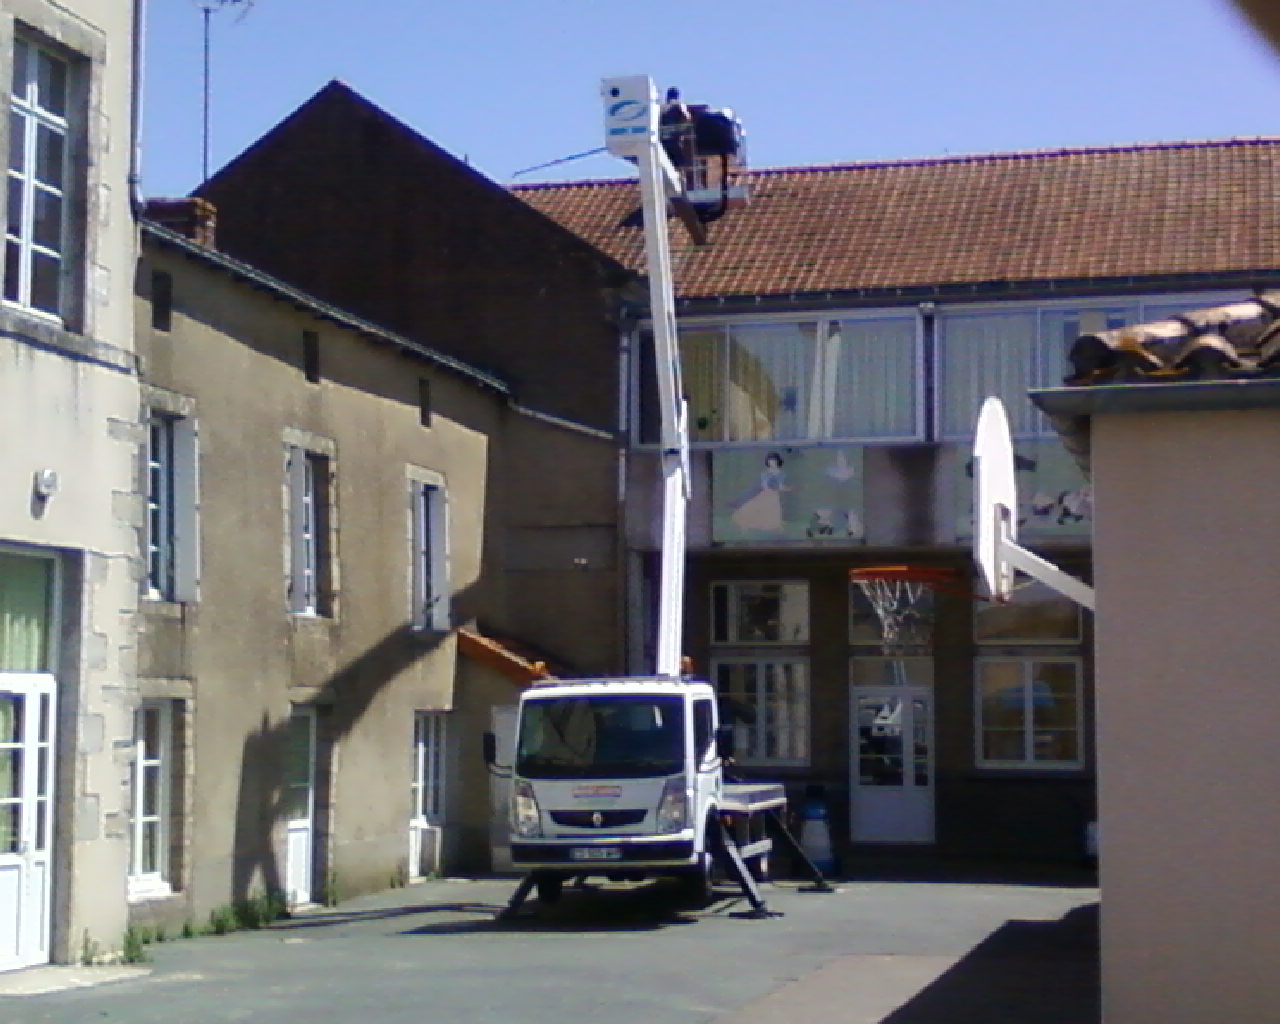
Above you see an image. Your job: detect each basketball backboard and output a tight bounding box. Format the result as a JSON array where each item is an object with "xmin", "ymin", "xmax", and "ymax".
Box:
[
  {"xmin": 973, "ymin": 396, "xmax": 1018, "ymax": 601},
  {"xmin": 971, "ymin": 396, "xmax": 1095, "ymax": 610}
]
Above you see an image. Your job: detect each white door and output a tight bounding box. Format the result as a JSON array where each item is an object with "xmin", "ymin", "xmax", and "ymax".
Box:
[
  {"xmin": 408, "ymin": 712, "xmax": 444, "ymax": 879},
  {"xmin": 850, "ymin": 684, "xmax": 934, "ymax": 843},
  {"xmin": 488, "ymin": 706, "xmax": 517, "ymax": 872},
  {"xmin": 283, "ymin": 708, "xmax": 316, "ymax": 906},
  {"xmin": 0, "ymin": 674, "xmax": 55, "ymax": 971}
]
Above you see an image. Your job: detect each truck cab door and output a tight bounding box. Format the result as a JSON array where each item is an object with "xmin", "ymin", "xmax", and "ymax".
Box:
[{"xmin": 692, "ymin": 698, "xmax": 719, "ymax": 837}]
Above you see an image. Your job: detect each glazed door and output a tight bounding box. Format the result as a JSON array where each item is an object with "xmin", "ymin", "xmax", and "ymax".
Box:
[
  {"xmin": 283, "ymin": 708, "xmax": 316, "ymax": 906},
  {"xmin": 408, "ymin": 712, "xmax": 445, "ymax": 879},
  {"xmin": 850, "ymin": 683, "xmax": 934, "ymax": 843},
  {"xmin": 0, "ymin": 675, "xmax": 55, "ymax": 971}
]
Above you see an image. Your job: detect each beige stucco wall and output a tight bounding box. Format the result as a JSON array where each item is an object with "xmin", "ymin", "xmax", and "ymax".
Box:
[
  {"xmin": 452, "ymin": 659, "xmax": 522, "ymax": 872},
  {"xmin": 0, "ymin": 0, "xmax": 139, "ymax": 964},
  {"xmin": 138, "ymin": 241, "xmax": 498, "ymax": 913},
  {"xmin": 494, "ymin": 415, "xmax": 621, "ymax": 674},
  {"xmin": 1091, "ymin": 407, "xmax": 1280, "ymax": 1023}
]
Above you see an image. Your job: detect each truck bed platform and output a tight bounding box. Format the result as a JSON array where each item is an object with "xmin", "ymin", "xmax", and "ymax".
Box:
[{"xmin": 721, "ymin": 782, "xmax": 786, "ymax": 815}]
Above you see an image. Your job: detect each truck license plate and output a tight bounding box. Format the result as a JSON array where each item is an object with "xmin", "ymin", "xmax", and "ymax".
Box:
[{"xmin": 571, "ymin": 846, "xmax": 621, "ymax": 861}]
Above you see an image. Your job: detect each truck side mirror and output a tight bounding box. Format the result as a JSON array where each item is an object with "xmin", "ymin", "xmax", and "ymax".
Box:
[
  {"xmin": 715, "ymin": 725, "xmax": 735, "ymax": 760},
  {"xmin": 482, "ymin": 731, "xmax": 497, "ymax": 766}
]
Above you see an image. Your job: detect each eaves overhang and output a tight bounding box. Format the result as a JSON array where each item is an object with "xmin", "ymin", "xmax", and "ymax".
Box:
[
  {"xmin": 673, "ymin": 270, "xmax": 1280, "ymax": 318},
  {"xmin": 141, "ymin": 220, "xmax": 511, "ymax": 397},
  {"xmin": 1032, "ymin": 378, "xmax": 1280, "ymax": 418},
  {"xmin": 1031, "ymin": 378, "xmax": 1280, "ymax": 478}
]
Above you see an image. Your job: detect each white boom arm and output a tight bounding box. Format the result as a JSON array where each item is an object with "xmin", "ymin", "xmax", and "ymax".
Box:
[{"xmin": 603, "ymin": 76, "xmax": 691, "ymax": 677}]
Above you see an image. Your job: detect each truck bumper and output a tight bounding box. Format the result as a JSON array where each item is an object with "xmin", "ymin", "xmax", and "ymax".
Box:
[{"xmin": 510, "ymin": 838, "xmax": 696, "ymax": 869}]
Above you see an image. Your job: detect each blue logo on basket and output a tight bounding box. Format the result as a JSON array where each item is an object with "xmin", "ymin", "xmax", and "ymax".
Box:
[{"xmin": 608, "ymin": 100, "xmax": 645, "ymax": 122}]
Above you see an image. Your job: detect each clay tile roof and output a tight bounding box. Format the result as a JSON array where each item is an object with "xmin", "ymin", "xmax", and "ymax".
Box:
[{"xmin": 512, "ymin": 138, "xmax": 1280, "ymax": 300}]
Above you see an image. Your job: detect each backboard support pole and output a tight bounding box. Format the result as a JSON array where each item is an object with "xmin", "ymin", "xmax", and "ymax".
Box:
[
  {"xmin": 974, "ymin": 396, "xmax": 1095, "ymax": 611},
  {"xmin": 996, "ymin": 507, "xmax": 1095, "ymax": 610}
]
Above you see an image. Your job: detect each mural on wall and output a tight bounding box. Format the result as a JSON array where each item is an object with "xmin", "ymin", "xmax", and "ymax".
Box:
[
  {"xmin": 956, "ymin": 438, "xmax": 1092, "ymax": 540},
  {"xmin": 712, "ymin": 447, "xmax": 866, "ymax": 543}
]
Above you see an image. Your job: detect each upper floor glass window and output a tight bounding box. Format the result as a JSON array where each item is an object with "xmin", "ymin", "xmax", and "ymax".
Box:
[
  {"xmin": 5, "ymin": 36, "xmax": 70, "ymax": 318},
  {"xmin": 648, "ymin": 315, "xmax": 920, "ymax": 444},
  {"xmin": 286, "ymin": 445, "xmax": 333, "ymax": 616},
  {"xmin": 411, "ymin": 477, "xmax": 450, "ymax": 633},
  {"xmin": 711, "ymin": 581, "xmax": 809, "ymax": 645}
]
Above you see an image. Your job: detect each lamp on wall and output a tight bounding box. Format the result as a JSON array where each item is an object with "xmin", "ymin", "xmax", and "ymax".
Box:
[{"xmin": 32, "ymin": 468, "xmax": 59, "ymax": 501}]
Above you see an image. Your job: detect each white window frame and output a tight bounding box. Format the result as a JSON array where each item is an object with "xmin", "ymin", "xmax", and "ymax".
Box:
[
  {"xmin": 145, "ymin": 411, "xmax": 199, "ymax": 603},
  {"xmin": 128, "ymin": 701, "xmax": 173, "ymax": 901},
  {"xmin": 286, "ymin": 444, "xmax": 332, "ymax": 616},
  {"xmin": 712, "ymin": 655, "xmax": 810, "ymax": 767},
  {"xmin": 638, "ymin": 309, "xmax": 924, "ymax": 447},
  {"xmin": 5, "ymin": 34, "xmax": 70, "ymax": 320},
  {"xmin": 974, "ymin": 656, "xmax": 1084, "ymax": 770},
  {"xmin": 411, "ymin": 711, "xmax": 447, "ymax": 825},
  {"xmin": 710, "ymin": 580, "xmax": 810, "ymax": 645},
  {"xmin": 409, "ymin": 471, "xmax": 450, "ymax": 633}
]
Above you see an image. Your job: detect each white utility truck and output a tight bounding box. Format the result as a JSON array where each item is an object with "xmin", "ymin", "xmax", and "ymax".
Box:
[
  {"xmin": 501, "ymin": 676, "xmax": 790, "ymax": 911},
  {"xmin": 485, "ymin": 78, "xmax": 827, "ymax": 919}
]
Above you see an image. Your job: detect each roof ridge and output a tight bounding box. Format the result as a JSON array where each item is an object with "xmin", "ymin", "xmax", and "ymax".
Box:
[
  {"xmin": 748, "ymin": 136, "xmax": 1280, "ymax": 176},
  {"xmin": 511, "ymin": 175, "xmax": 637, "ymax": 192},
  {"xmin": 509, "ymin": 136, "xmax": 1280, "ymax": 192}
]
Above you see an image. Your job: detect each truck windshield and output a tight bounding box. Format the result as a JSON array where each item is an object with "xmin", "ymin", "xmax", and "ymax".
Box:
[{"xmin": 516, "ymin": 695, "xmax": 684, "ymax": 779}]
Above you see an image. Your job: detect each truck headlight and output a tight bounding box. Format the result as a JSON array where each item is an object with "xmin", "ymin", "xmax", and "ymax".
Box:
[
  {"xmin": 655, "ymin": 777, "xmax": 689, "ymax": 834},
  {"xmin": 511, "ymin": 780, "xmax": 542, "ymax": 838}
]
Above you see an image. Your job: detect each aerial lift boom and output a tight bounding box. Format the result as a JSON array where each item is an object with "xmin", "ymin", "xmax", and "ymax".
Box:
[
  {"xmin": 488, "ymin": 80, "xmax": 829, "ymax": 920},
  {"xmin": 603, "ymin": 75, "xmax": 690, "ymax": 677}
]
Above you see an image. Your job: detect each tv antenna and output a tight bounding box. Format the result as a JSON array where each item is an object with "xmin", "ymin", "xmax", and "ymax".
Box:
[{"xmin": 192, "ymin": 0, "xmax": 254, "ymax": 184}]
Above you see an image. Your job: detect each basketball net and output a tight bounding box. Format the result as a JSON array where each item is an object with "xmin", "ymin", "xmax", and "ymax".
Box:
[{"xmin": 853, "ymin": 575, "xmax": 933, "ymax": 656}]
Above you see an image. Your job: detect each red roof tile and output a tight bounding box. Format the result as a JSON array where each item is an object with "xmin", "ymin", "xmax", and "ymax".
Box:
[{"xmin": 512, "ymin": 139, "xmax": 1280, "ymax": 300}]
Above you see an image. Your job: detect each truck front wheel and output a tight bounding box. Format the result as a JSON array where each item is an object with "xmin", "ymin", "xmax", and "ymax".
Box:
[
  {"xmin": 674, "ymin": 816, "xmax": 721, "ymax": 907},
  {"xmin": 673, "ymin": 854, "xmax": 712, "ymax": 907}
]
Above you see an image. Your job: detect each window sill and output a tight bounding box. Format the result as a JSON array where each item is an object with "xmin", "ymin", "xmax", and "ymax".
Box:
[
  {"xmin": 141, "ymin": 597, "xmax": 190, "ymax": 620},
  {"xmin": 289, "ymin": 612, "xmax": 337, "ymax": 634},
  {"xmin": 735, "ymin": 760, "xmax": 810, "ymax": 770},
  {"xmin": 127, "ymin": 878, "xmax": 173, "ymax": 904},
  {"xmin": 968, "ymin": 765, "xmax": 1087, "ymax": 777},
  {"xmin": 0, "ymin": 304, "xmax": 134, "ymax": 374}
]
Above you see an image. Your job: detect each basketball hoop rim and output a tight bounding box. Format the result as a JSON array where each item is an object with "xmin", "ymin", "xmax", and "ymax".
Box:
[{"xmin": 848, "ymin": 565, "xmax": 983, "ymax": 600}]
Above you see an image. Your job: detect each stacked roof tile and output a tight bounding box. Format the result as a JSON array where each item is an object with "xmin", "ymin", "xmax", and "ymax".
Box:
[
  {"xmin": 513, "ymin": 139, "xmax": 1280, "ymax": 300},
  {"xmin": 1068, "ymin": 291, "xmax": 1280, "ymax": 385}
]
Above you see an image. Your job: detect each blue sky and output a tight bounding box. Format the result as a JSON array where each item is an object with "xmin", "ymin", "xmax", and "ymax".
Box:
[{"xmin": 142, "ymin": 0, "xmax": 1280, "ymax": 197}]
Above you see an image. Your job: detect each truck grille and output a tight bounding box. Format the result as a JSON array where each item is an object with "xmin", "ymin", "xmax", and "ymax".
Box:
[{"xmin": 548, "ymin": 809, "xmax": 647, "ymax": 828}]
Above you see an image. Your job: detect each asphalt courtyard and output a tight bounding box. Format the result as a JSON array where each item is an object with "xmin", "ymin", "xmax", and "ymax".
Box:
[{"xmin": 0, "ymin": 873, "xmax": 1100, "ymax": 1024}]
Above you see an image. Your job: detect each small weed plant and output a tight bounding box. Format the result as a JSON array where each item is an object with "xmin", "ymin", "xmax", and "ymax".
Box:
[{"xmin": 121, "ymin": 927, "xmax": 150, "ymax": 964}]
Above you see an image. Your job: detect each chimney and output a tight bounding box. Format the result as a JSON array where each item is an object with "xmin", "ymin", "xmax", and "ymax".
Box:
[{"xmin": 143, "ymin": 197, "xmax": 217, "ymax": 248}]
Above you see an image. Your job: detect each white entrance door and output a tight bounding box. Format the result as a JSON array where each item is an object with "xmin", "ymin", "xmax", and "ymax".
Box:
[
  {"xmin": 0, "ymin": 674, "xmax": 55, "ymax": 971},
  {"xmin": 850, "ymin": 683, "xmax": 934, "ymax": 843},
  {"xmin": 283, "ymin": 708, "xmax": 316, "ymax": 906},
  {"xmin": 408, "ymin": 712, "xmax": 445, "ymax": 879},
  {"xmin": 488, "ymin": 706, "xmax": 517, "ymax": 872}
]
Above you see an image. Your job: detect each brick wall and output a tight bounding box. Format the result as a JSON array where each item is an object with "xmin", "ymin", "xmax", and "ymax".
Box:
[{"xmin": 198, "ymin": 82, "xmax": 629, "ymax": 434}]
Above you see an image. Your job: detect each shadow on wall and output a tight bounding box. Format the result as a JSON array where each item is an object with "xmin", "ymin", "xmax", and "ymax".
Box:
[
  {"xmin": 231, "ymin": 581, "xmax": 484, "ymax": 906},
  {"xmin": 880, "ymin": 903, "xmax": 1099, "ymax": 1024}
]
